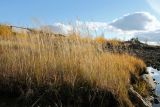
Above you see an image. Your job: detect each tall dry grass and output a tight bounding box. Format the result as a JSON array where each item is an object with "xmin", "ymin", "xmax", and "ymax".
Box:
[{"xmin": 0, "ymin": 27, "xmax": 147, "ymax": 106}]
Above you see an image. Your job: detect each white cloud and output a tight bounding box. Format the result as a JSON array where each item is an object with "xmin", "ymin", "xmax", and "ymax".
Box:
[
  {"xmin": 40, "ymin": 12, "xmax": 160, "ymax": 44},
  {"xmin": 109, "ymin": 12, "xmax": 160, "ymax": 32},
  {"xmin": 109, "ymin": 12, "xmax": 160, "ymax": 43}
]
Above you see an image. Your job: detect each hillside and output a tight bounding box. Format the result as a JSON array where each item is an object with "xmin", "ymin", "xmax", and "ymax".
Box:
[{"xmin": 0, "ymin": 25, "xmax": 156, "ymax": 107}]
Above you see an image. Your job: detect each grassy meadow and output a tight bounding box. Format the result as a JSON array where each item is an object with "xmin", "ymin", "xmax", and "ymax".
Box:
[{"xmin": 0, "ymin": 25, "xmax": 148, "ymax": 107}]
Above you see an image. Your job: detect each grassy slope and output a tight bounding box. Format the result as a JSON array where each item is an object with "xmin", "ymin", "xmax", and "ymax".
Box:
[{"xmin": 0, "ymin": 26, "xmax": 148, "ymax": 107}]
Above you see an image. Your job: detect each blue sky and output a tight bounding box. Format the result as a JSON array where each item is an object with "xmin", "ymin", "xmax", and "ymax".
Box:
[
  {"xmin": 0, "ymin": 0, "xmax": 158, "ymax": 26},
  {"xmin": 1, "ymin": 0, "xmax": 160, "ymax": 43}
]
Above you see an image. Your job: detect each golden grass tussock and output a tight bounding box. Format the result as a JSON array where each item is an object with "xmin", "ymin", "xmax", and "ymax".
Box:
[
  {"xmin": 0, "ymin": 28, "xmax": 147, "ymax": 106},
  {"xmin": 106, "ymin": 39, "xmax": 122, "ymax": 47},
  {"xmin": 95, "ymin": 36, "xmax": 106, "ymax": 44},
  {"xmin": 0, "ymin": 24, "xmax": 13, "ymax": 37}
]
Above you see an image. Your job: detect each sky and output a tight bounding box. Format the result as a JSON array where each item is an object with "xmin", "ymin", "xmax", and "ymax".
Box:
[
  {"xmin": 1, "ymin": 0, "xmax": 160, "ymax": 43},
  {"xmin": 0, "ymin": 0, "xmax": 155, "ymax": 25}
]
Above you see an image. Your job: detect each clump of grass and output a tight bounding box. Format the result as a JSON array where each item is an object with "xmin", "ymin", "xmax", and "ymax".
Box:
[
  {"xmin": 95, "ymin": 36, "xmax": 106, "ymax": 44},
  {"xmin": 0, "ymin": 24, "xmax": 12, "ymax": 38},
  {"xmin": 106, "ymin": 39, "xmax": 122, "ymax": 47},
  {"xmin": 0, "ymin": 28, "xmax": 147, "ymax": 106}
]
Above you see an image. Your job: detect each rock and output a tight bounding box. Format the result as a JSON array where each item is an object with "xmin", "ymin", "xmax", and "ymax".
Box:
[
  {"xmin": 142, "ymin": 74, "xmax": 156, "ymax": 90},
  {"xmin": 129, "ymin": 87, "xmax": 152, "ymax": 107},
  {"xmin": 154, "ymin": 98, "xmax": 160, "ymax": 104}
]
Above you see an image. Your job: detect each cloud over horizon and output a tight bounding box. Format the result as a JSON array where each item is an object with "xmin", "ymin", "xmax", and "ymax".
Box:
[
  {"xmin": 135, "ymin": 29, "xmax": 160, "ymax": 42},
  {"xmin": 40, "ymin": 23, "xmax": 73, "ymax": 34},
  {"xmin": 44, "ymin": 12, "xmax": 160, "ymax": 44},
  {"xmin": 109, "ymin": 12, "xmax": 160, "ymax": 43}
]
